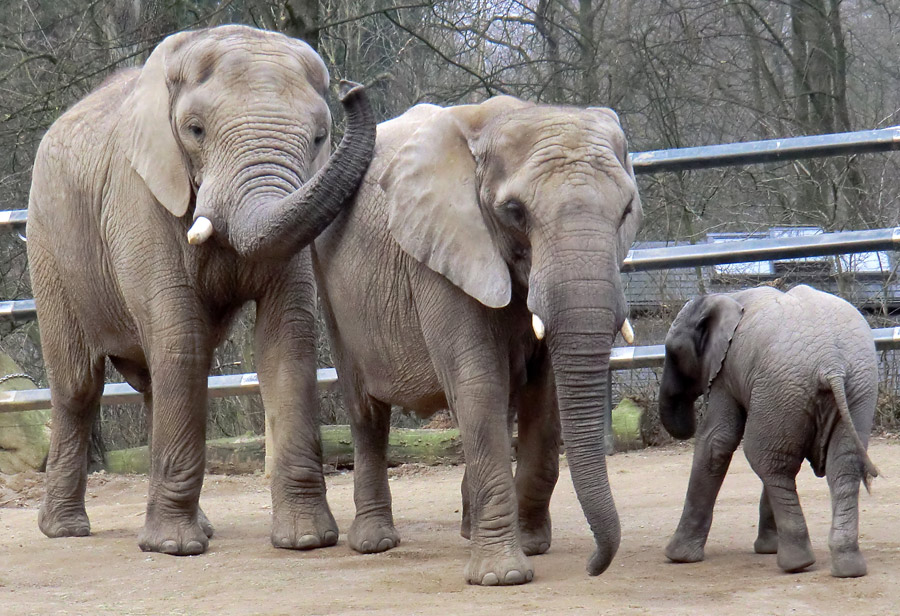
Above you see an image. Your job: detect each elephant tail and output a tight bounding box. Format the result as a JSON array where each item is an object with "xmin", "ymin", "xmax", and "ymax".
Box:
[{"xmin": 825, "ymin": 373, "xmax": 879, "ymax": 492}]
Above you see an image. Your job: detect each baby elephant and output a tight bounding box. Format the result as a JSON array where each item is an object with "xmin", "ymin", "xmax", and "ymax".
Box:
[{"xmin": 659, "ymin": 285, "xmax": 878, "ymax": 577}]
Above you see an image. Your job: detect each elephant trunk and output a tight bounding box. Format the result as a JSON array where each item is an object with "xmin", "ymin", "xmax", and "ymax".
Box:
[
  {"xmin": 215, "ymin": 80, "xmax": 375, "ymax": 261},
  {"xmin": 529, "ymin": 244, "xmax": 623, "ymax": 576},
  {"xmin": 658, "ymin": 363, "xmax": 699, "ymax": 440}
]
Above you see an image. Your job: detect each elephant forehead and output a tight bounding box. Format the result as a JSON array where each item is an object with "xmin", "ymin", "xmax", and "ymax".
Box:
[{"xmin": 176, "ymin": 34, "xmax": 327, "ymax": 95}]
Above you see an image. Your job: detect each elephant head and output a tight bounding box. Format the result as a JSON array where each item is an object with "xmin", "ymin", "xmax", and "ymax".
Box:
[
  {"xmin": 120, "ymin": 25, "xmax": 375, "ymax": 260},
  {"xmin": 659, "ymin": 295, "xmax": 744, "ymax": 439},
  {"xmin": 378, "ymin": 97, "xmax": 643, "ymax": 575}
]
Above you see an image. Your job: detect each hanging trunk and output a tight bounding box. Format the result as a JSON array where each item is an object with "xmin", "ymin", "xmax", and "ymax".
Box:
[
  {"xmin": 531, "ymin": 245, "xmax": 624, "ymax": 576},
  {"xmin": 220, "ymin": 81, "xmax": 375, "ymax": 261}
]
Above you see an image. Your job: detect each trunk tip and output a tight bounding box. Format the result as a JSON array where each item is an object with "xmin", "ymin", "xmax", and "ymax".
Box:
[
  {"xmin": 586, "ymin": 541, "xmax": 619, "ymax": 576},
  {"xmin": 338, "ymin": 80, "xmax": 365, "ymax": 103}
]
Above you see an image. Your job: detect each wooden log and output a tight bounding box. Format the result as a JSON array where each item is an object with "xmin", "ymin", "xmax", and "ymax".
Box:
[
  {"xmin": 106, "ymin": 426, "xmax": 464, "ymax": 475},
  {"xmin": 0, "ymin": 353, "xmax": 50, "ymax": 473}
]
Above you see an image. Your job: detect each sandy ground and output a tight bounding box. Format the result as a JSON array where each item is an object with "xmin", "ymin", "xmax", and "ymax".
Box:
[{"xmin": 2, "ymin": 440, "xmax": 900, "ymax": 616}]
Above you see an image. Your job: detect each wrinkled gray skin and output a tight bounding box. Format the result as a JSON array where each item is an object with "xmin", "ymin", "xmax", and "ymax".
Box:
[
  {"xmin": 659, "ymin": 285, "xmax": 878, "ymax": 577},
  {"xmin": 313, "ymin": 98, "xmax": 642, "ymax": 585},
  {"xmin": 27, "ymin": 25, "xmax": 375, "ymax": 556}
]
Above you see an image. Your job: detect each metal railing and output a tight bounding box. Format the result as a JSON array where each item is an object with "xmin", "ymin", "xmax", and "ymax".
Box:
[{"xmin": 2, "ymin": 126, "xmax": 899, "ymax": 415}]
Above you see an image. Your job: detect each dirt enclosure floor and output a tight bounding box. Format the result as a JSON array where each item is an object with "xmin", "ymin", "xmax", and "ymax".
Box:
[{"xmin": 3, "ymin": 440, "xmax": 900, "ymax": 616}]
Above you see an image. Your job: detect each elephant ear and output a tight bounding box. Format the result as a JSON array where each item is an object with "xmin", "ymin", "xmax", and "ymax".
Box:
[
  {"xmin": 120, "ymin": 32, "xmax": 193, "ymax": 217},
  {"xmin": 378, "ymin": 97, "xmax": 530, "ymax": 308},
  {"xmin": 695, "ymin": 294, "xmax": 744, "ymax": 393}
]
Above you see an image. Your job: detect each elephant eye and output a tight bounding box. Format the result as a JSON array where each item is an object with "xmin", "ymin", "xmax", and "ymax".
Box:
[
  {"xmin": 187, "ymin": 123, "xmax": 205, "ymax": 139},
  {"xmin": 500, "ymin": 199, "xmax": 526, "ymax": 229},
  {"xmin": 314, "ymin": 131, "xmax": 327, "ymax": 147}
]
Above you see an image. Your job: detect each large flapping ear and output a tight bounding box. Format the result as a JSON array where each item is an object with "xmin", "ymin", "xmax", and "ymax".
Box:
[
  {"xmin": 378, "ymin": 96, "xmax": 530, "ymax": 308},
  {"xmin": 694, "ymin": 294, "xmax": 744, "ymax": 393},
  {"xmin": 589, "ymin": 107, "xmax": 643, "ymax": 264},
  {"xmin": 120, "ymin": 32, "xmax": 193, "ymax": 217}
]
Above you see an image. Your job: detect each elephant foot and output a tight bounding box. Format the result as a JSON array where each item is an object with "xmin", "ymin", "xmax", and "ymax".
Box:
[
  {"xmin": 139, "ymin": 512, "xmax": 208, "ymax": 556},
  {"xmin": 830, "ymin": 549, "xmax": 867, "ymax": 578},
  {"xmin": 38, "ymin": 499, "xmax": 91, "ymax": 538},
  {"xmin": 776, "ymin": 540, "xmax": 815, "ymax": 573},
  {"xmin": 198, "ymin": 508, "xmax": 215, "ymax": 539},
  {"xmin": 754, "ymin": 530, "xmax": 778, "ymax": 554},
  {"xmin": 271, "ymin": 503, "xmax": 338, "ymax": 550},
  {"xmin": 665, "ymin": 535, "xmax": 705, "ymax": 564},
  {"xmin": 348, "ymin": 514, "xmax": 400, "ymax": 554},
  {"xmin": 465, "ymin": 547, "xmax": 534, "ymax": 586},
  {"xmin": 519, "ymin": 514, "xmax": 551, "ymax": 556}
]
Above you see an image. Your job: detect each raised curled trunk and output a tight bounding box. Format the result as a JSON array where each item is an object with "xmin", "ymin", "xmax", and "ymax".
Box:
[
  {"xmin": 532, "ymin": 245, "xmax": 623, "ymax": 576},
  {"xmin": 225, "ymin": 81, "xmax": 375, "ymax": 260}
]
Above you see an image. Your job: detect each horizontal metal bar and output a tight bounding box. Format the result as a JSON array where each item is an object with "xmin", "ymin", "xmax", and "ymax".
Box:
[
  {"xmin": 0, "ymin": 299, "xmax": 36, "ymax": 321},
  {"xmin": 631, "ymin": 127, "xmax": 900, "ymax": 174},
  {"xmin": 5, "ymin": 331, "xmax": 899, "ymax": 413},
  {"xmin": 5, "ymin": 228, "xmax": 898, "ymax": 322},
  {"xmin": 622, "ymin": 227, "xmax": 900, "ymax": 272},
  {"xmin": 0, "ymin": 368, "xmax": 339, "ymax": 413},
  {"xmin": 0, "ymin": 209, "xmax": 27, "ymax": 228},
  {"xmin": 606, "ymin": 327, "xmax": 900, "ymax": 372}
]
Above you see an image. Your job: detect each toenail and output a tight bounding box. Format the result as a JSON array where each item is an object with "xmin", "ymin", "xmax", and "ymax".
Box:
[{"xmin": 481, "ymin": 572, "xmax": 499, "ymax": 586}]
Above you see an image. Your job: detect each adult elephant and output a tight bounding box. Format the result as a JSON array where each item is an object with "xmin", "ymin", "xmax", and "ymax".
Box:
[
  {"xmin": 313, "ymin": 98, "xmax": 642, "ymax": 585},
  {"xmin": 27, "ymin": 25, "xmax": 375, "ymax": 556}
]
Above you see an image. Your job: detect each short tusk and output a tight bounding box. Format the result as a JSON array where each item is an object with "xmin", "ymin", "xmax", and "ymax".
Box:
[
  {"xmin": 187, "ymin": 217, "xmax": 214, "ymax": 245},
  {"xmin": 620, "ymin": 318, "xmax": 635, "ymax": 345},
  {"xmin": 532, "ymin": 313, "xmax": 545, "ymax": 340}
]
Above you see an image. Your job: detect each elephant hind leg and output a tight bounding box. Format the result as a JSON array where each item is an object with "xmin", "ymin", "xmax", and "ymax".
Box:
[
  {"xmin": 753, "ymin": 485, "xmax": 778, "ymax": 554},
  {"xmin": 347, "ymin": 394, "xmax": 400, "ymax": 554},
  {"xmin": 37, "ymin": 302, "xmax": 105, "ymax": 539},
  {"xmin": 825, "ymin": 423, "xmax": 868, "ymax": 578}
]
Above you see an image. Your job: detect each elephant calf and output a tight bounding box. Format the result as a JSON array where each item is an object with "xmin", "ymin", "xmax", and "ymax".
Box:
[{"xmin": 659, "ymin": 285, "xmax": 878, "ymax": 578}]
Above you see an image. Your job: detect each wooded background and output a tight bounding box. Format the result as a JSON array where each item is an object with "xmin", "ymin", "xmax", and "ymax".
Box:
[{"xmin": 2, "ymin": 0, "xmax": 899, "ymax": 450}]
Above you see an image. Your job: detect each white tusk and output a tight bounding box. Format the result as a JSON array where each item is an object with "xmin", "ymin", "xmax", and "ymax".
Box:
[
  {"xmin": 620, "ymin": 318, "xmax": 635, "ymax": 345},
  {"xmin": 187, "ymin": 217, "xmax": 214, "ymax": 245},
  {"xmin": 532, "ymin": 313, "xmax": 545, "ymax": 340}
]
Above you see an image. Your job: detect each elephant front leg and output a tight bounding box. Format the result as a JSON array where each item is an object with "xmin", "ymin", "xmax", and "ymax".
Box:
[
  {"xmin": 454, "ymin": 373, "xmax": 533, "ymax": 585},
  {"xmin": 754, "ymin": 485, "xmax": 778, "ymax": 554},
  {"xmin": 666, "ymin": 389, "xmax": 744, "ymax": 564},
  {"xmin": 139, "ymin": 344, "xmax": 210, "ymax": 556},
  {"xmin": 255, "ymin": 280, "xmax": 338, "ymax": 551},
  {"xmin": 39, "ymin": 356, "xmax": 105, "ymax": 539},
  {"xmin": 347, "ymin": 396, "xmax": 400, "ymax": 553},
  {"xmin": 513, "ymin": 350, "xmax": 559, "ymax": 556}
]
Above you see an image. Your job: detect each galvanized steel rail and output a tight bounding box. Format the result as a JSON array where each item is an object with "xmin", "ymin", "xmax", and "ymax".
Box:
[
  {"xmin": 0, "ymin": 368, "xmax": 339, "ymax": 413},
  {"xmin": 630, "ymin": 126, "xmax": 900, "ymax": 173},
  {"xmin": 4, "ymin": 330, "xmax": 900, "ymax": 414}
]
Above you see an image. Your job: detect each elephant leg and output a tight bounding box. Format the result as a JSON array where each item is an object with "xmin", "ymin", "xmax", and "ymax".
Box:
[
  {"xmin": 140, "ymin": 390, "xmax": 214, "ymax": 540},
  {"xmin": 825, "ymin": 426, "xmax": 867, "ymax": 578},
  {"xmin": 254, "ymin": 270, "xmax": 338, "ymax": 551},
  {"xmin": 753, "ymin": 485, "xmax": 778, "ymax": 554},
  {"xmin": 138, "ymin": 331, "xmax": 210, "ymax": 556},
  {"xmin": 666, "ymin": 387, "xmax": 744, "ymax": 563},
  {"xmin": 347, "ymin": 396, "xmax": 399, "ymax": 553},
  {"xmin": 38, "ymin": 320, "xmax": 104, "ymax": 539},
  {"xmin": 436, "ymin": 346, "xmax": 531, "ymax": 585},
  {"xmin": 514, "ymin": 348, "xmax": 559, "ymax": 557},
  {"xmin": 744, "ymin": 419, "xmax": 813, "ymax": 573},
  {"xmin": 460, "ymin": 467, "xmax": 471, "ymax": 539}
]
